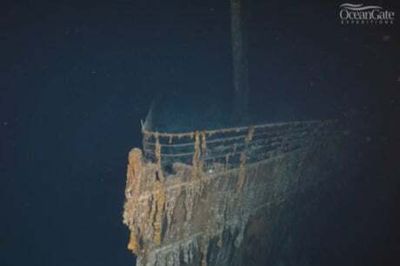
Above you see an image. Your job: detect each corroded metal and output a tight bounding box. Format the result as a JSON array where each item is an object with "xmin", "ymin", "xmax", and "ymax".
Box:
[{"xmin": 123, "ymin": 119, "xmax": 345, "ymax": 265}]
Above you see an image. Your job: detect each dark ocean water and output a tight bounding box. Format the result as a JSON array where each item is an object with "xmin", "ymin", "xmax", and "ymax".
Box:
[{"xmin": 1, "ymin": 0, "xmax": 399, "ymax": 265}]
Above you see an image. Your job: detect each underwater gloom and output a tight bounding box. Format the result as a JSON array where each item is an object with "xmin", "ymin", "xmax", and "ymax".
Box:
[{"xmin": 2, "ymin": 0, "xmax": 399, "ymax": 266}]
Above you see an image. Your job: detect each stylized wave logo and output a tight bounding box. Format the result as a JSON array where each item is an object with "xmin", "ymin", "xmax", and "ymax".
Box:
[
  {"xmin": 340, "ymin": 3, "xmax": 382, "ymax": 11},
  {"xmin": 339, "ymin": 2, "xmax": 395, "ymax": 24}
]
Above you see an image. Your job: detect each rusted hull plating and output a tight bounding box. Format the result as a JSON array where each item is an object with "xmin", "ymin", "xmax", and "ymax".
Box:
[{"xmin": 123, "ymin": 120, "xmax": 344, "ymax": 266}]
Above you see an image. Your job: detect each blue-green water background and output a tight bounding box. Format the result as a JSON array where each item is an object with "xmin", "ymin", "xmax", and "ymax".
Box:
[{"xmin": 1, "ymin": 0, "xmax": 399, "ymax": 265}]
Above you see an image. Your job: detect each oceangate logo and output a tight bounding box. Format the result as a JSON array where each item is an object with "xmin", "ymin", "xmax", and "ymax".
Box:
[{"xmin": 339, "ymin": 3, "xmax": 395, "ymax": 24}]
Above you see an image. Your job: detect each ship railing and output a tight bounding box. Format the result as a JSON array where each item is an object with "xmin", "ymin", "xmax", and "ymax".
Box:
[{"xmin": 142, "ymin": 119, "xmax": 339, "ymax": 174}]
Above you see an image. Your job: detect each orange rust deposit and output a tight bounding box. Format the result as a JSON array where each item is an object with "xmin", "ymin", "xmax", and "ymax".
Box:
[{"xmin": 122, "ymin": 119, "xmax": 346, "ymax": 265}]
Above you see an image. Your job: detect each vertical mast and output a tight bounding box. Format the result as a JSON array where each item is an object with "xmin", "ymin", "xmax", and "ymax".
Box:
[{"xmin": 230, "ymin": 0, "xmax": 249, "ymax": 122}]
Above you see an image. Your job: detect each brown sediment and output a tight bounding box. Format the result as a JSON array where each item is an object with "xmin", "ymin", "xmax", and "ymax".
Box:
[
  {"xmin": 154, "ymin": 133, "xmax": 164, "ymax": 182},
  {"xmin": 124, "ymin": 148, "xmax": 143, "ymax": 253},
  {"xmin": 152, "ymin": 181, "xmax": 166, "ymax": 245},
  {"xmin": 192, "ymin": 131, "xmax": 203, "ymax": 179}
]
